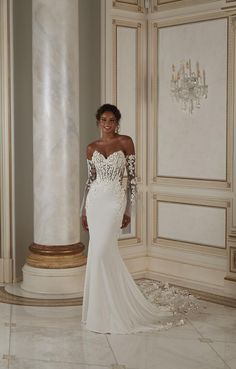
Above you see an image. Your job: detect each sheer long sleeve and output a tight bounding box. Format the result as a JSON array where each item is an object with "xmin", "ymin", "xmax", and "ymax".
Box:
[
  {"xmin": 80, "ymin": 159, "xmax": 96, "ymax": 216},
  {"xmin": 124, "ymin": 154, "xmax": 137, "ymax": 216}
]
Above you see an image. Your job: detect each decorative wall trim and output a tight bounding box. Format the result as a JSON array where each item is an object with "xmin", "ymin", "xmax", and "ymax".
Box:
[
  {"xmin": 113, "ymin": 0, "xmax": 144, "ymax": 13},
  {"xmin": 150, "ymin": 14, "xmax": 233, "ymax": 190},
  {"xmin": 0, "ymin": 0, "xmax": 14, "ymax": 283},
  {"xmin": 152, "ymin": 0, "xmax": 219, "ymax": 12},
  {"xmin": 156, "ymin": 0, "xmax": 182, "ymax": 4},
  {"xmin": 0, "ymin": 260, "xmax": 3, "ymax": 281},
  {"xmin": 226, "ymin": 232, "xmax": 236, "ymax": 279},
  {"xmin": 119, "ymin": 191, "xmax": 143, "ymax": 246},
  {"xmin": 112, "ymin": 18, "xmax": 145, "ymax": 184},
  {"xmin": 151, "ymin": 193, "xmax": 231, "ymax": 252},
  {"xmin": 230, "ymin": 247, "xmax": 236, "ymax": 272},
  {"xmin": 222, "ymin": 5, "xmax": 236, "ymax": 12}
]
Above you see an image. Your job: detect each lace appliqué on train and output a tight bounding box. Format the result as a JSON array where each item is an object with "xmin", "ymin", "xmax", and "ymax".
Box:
[{"xmin": 136, "ymin": 278, "xmax": 199, "ymax": 328}]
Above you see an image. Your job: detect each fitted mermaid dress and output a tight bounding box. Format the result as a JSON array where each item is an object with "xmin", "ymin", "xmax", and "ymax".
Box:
[{"xmin": 81, "ymin": 150, "xmax": 196, "ymax": 334}]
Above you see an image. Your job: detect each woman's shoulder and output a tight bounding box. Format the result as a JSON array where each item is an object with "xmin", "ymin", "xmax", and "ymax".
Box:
[
  {"xmin": 118, "ymin": 134, "xmax": 134, "ymax": 145},
  {"xmin": 118, "ymin": 134, "xmax": 133, "ymax": 141},
  {"xmin": 86, "ymin": 140, "xmax": 101, "ymax": 159},
  {"xmin": 87, "ymin": 139, "xmax": 101, "ymax": 149},
  {"xmin": 118, "ymin": 135, "xmax": 135, "ymax": 154}
]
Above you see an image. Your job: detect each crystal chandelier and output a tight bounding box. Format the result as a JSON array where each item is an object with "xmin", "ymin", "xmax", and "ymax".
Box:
[{"xmin": 170, "ymin": 59, "xmax": 208, "ymax": 114}]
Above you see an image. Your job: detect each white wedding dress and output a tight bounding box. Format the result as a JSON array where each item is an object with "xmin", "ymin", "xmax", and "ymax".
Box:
[{"xmin": 81, "ymin": 150, "xmax": 197, "ymax": 334}]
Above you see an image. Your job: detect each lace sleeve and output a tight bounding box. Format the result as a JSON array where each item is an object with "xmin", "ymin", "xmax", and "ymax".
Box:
[
  {"xmin": 80, "ymin": 159, "xmax": 96, "ymax": 216},
  {"xmin": 124, "ymin": 154, "xmax": 137, "ymax": 216}
]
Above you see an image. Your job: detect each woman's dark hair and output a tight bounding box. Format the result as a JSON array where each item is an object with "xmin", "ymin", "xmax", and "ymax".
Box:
[{"xmin": 96, "ymin": 104, "xmax": 121, "ymax": 124}]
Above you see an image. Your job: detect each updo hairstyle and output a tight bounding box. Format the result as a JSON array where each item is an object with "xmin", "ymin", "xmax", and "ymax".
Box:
[{"xmin": 96, "ymin": 104, "xmax": 121, "ymax": 125}]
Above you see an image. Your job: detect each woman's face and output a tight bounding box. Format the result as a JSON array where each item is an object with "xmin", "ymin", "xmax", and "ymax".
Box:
[{"xmin": 98, "ymin": 111, "xmax": 118, "ymax": 135}]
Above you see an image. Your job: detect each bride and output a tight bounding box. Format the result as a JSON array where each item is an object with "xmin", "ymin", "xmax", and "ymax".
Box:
[{"xmin": 80, "ymin": 104, "xmax": 197, "ymax": 334}]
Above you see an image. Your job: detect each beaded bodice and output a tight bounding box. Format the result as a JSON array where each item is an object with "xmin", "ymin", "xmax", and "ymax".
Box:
[
  {"xmin": 91, "ymin": 150, "xmax": 126, "ymax": 184},
  {"xmin": 80, "ymin": 150, "xmax": 137, "ymax": 216}
]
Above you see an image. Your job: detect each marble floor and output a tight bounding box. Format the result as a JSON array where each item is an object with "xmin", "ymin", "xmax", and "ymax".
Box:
[{"xmin": 0, "ymin": 291, "xmax": 236, "ymax": 369}]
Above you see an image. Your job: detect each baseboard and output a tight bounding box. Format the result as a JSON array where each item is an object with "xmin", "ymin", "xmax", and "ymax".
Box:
[{"xmin": 146, "ymin": 270, "xmax": 236, "ymax": 302}]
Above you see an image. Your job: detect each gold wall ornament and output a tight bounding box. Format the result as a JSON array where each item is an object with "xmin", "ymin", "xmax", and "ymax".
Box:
[{"xmin": 170, "ymin": 59, "xmax": 208, "ymax": 114}]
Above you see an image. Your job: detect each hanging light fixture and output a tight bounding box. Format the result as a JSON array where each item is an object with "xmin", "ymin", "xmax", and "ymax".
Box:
[{"xmin": 170, "ymin": 59, "xmax": 208, "ymax": 114}]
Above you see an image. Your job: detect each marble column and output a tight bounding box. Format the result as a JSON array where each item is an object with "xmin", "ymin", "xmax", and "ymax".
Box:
[{"xmin": 22, "ymin": 0, "xmax": 86, "ymax": 294}]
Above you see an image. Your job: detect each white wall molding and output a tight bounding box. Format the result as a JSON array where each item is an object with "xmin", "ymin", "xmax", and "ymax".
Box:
[
  {"xmin": 151, "ymin": 1, "xmax": 226, "ymax": 19},
  {"xmin": 113, "ymin": 0, "xmax": 145, "ymax": 13}
]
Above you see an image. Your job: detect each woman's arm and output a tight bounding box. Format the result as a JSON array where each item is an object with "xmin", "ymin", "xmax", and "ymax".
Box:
[
  {"xmin": 121, "ymin": 136, "xmax": 137, "ymax": 228},
  {"xmin": 80, "ymin": 144, "xmax": 96, "ymax": 231}
]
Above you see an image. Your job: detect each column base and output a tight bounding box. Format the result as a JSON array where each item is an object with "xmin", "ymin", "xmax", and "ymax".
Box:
[
  {"xmin": 26, "ymin": 242, "xmax": 87, "ymax": 269},
  {"xmin": 21, "ymin": 264, "xmax": 86, "ymax": 295}
]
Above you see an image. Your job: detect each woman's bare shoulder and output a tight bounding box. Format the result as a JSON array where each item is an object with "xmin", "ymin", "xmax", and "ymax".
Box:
[
  {"xmin": 86, "ymin": 140, "xmax": 101, "ymax": 160},
  {"xmin": 118, "ymin": 134, "xmax": 130, "ymax": 139},
  {"xmin": 118, "ymin": 135, "xmax": 135, "ymax": 155}
]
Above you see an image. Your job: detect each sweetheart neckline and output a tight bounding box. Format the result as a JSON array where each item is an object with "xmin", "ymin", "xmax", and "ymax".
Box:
[{"xmin": 92, "ymin": 149, "xmax": 125, "ymax": 160}]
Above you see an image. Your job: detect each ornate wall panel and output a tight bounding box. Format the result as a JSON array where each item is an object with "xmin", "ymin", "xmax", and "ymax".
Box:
[
  {"xmin": 112, "ymin": 19, "xmax": 144, "ymax": 184},
  {"xmin": 152, "ymin": 194, "xmax": 230, "ymax": 251},
  {"xmin": 151, "ymin": 16, "xmax": 233, "ymax": 189},
  {"xmin": 157, "ymin": 201, "xmax": 226, "ymax": 248},
  {"xmin": 116, "ymin": 25, "xmax": 137, "ymax": 149},
  {"xmin": 112, "ymin": 18, "xmax": 146, "ymax": 244}
]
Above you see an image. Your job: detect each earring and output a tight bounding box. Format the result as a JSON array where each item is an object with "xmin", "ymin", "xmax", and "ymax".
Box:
[{"xmin": 116, "ymin": 124, "xmax": 120, "ymax": 133}]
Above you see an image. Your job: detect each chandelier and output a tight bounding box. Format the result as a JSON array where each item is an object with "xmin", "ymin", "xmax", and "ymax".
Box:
[{"xmin": 170, "ymin": 59, "xmax": 208, "ymax": 114}]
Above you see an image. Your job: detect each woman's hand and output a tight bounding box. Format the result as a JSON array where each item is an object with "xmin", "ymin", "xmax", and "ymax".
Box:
[
  {"xmin": 82, "ymin": 215, "xmax": 89, "ymax": 231},
  {"xmin": 121, "ymin": 214, "xmax": 131, "ymax": 228}
]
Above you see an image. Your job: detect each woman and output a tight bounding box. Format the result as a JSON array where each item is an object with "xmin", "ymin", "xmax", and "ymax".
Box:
[{"xmin": 80, "ymin": 104, "xmax": 196, "ymax": 334}]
